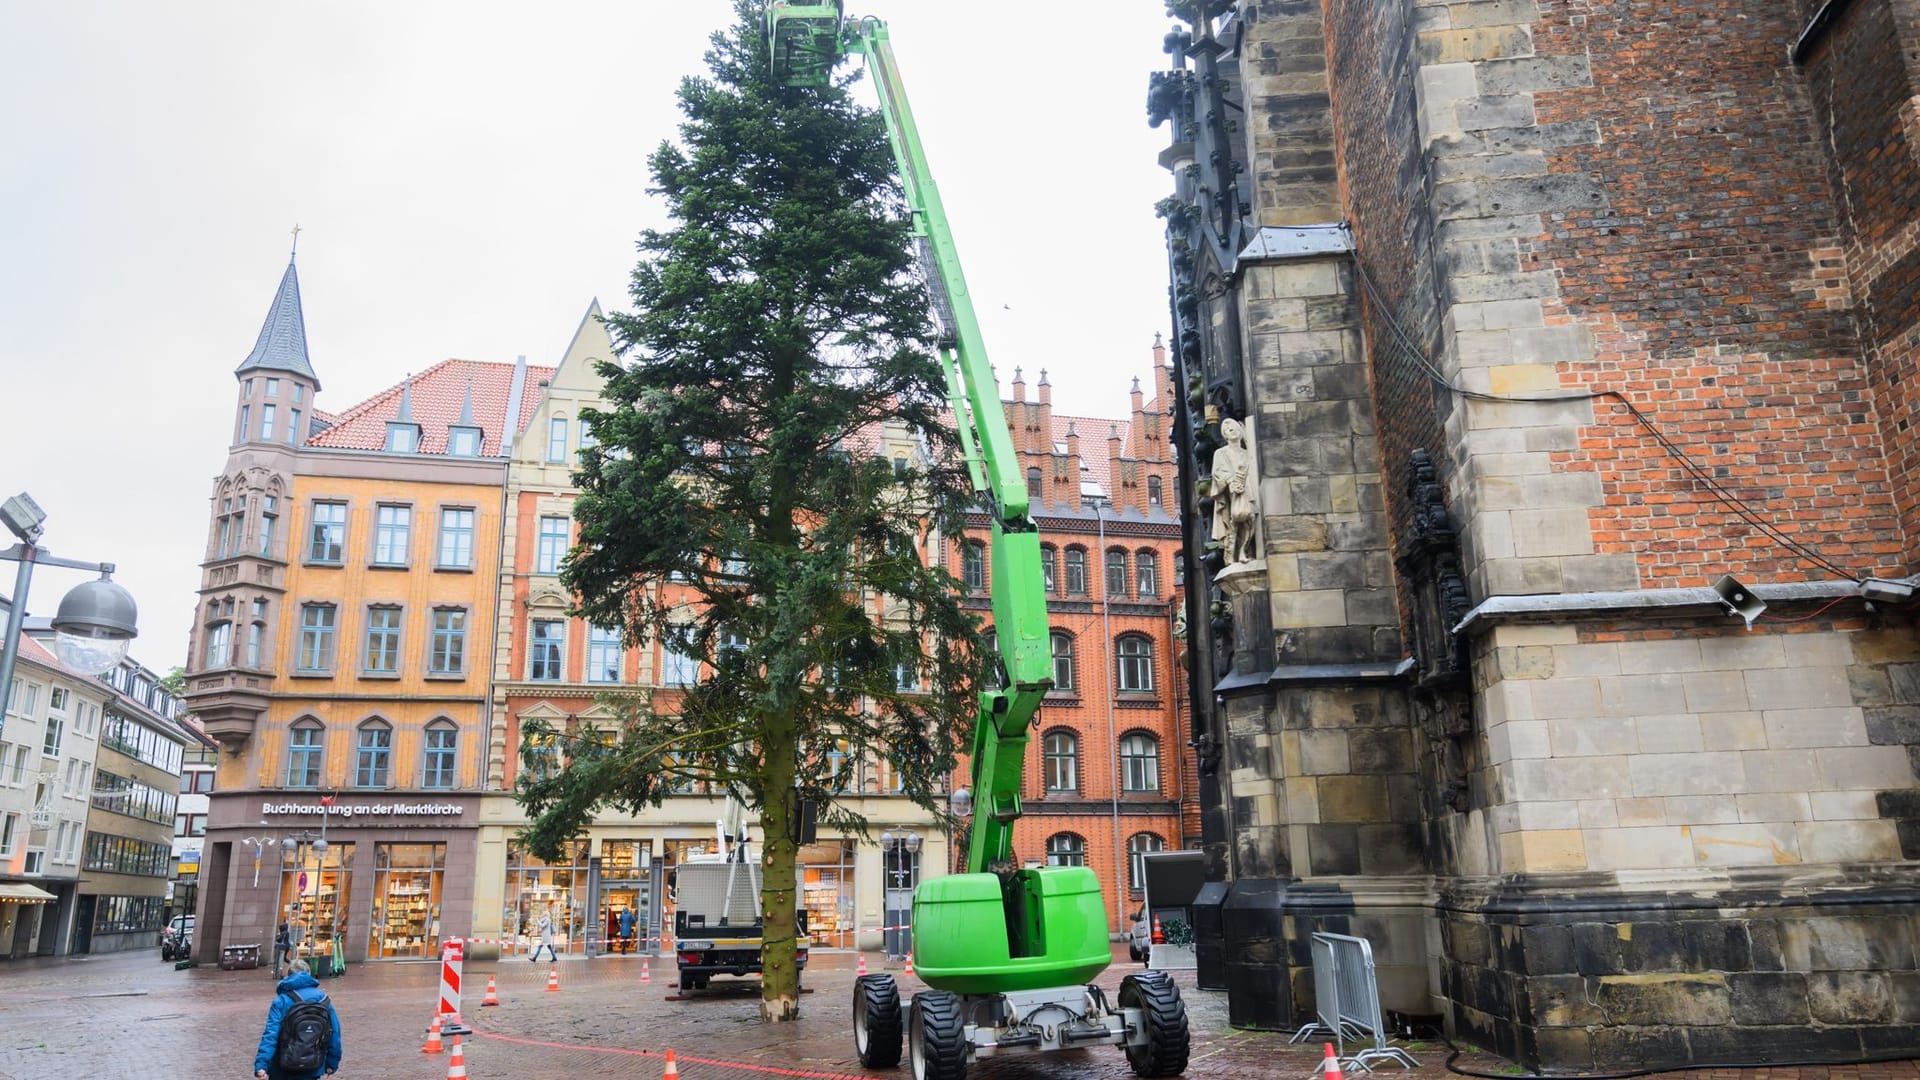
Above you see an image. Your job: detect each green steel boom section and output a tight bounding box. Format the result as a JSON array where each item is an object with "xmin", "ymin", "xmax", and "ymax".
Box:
[{"xmin": 767, "ymin": 4, "xmax": 1051, "ymax": 876}]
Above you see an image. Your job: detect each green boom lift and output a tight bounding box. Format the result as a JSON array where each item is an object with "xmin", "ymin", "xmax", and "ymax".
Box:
[{"xmin": 767, "ymin": 5, "xmax": 1191, "ymax": 1079}]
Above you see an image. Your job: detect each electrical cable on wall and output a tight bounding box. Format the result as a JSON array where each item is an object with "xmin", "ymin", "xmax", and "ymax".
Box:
[{"xmin": 1348, "ymin": 255, "xmax": 1865, "ymax": 585}]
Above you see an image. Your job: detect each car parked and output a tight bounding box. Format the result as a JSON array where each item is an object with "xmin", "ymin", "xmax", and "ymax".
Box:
[
  {"xmin": 1128, "ymin": 908, "xmax": 1150, "ymax": 963},
  {"xmin": 160, "ymin": 914, "xmax": 193, "ymax": 961}
]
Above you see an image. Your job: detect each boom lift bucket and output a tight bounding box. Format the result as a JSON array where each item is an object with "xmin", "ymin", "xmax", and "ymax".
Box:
[{"xmin": 768, "ymin": 1, "xmax": 846, "ymax": 87}]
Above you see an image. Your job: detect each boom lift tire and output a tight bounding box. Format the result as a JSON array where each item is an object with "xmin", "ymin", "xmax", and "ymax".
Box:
[
  {"xmin": 1119, "ymin": 971, "xmax": 1190, "ymax": 1078},
  {"xmin": 908, "ymin": 991, "xmax": 968, "ymax": 1080},
  {"xmin": 854, "ymin": 974, "xmax": 904, "ymax": 1068}
]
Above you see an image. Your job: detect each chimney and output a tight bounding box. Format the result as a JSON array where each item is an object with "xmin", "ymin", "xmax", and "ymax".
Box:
[{"xmin": 1067, "ymin": 420, "xmax": 1080, "ymax": 462}]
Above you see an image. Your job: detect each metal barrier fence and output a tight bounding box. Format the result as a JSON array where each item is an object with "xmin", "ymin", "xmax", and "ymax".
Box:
[{"xmin": 1290, "ymin": 931, "xmax": 1419, "ymax": 1073}]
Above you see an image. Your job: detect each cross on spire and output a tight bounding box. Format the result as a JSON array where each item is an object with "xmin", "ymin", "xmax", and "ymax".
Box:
[{"xmin": 290, "ymin": 222, "xmax": 302, "ymax": 258}]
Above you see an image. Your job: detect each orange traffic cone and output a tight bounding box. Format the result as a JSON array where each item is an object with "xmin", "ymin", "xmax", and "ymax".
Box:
[
  {"xmin": 1321, "ymin": 1043, "xmax": 1344, "ymax": 1080},
  {"xmin": 857, "ymin": 951, "xmax": 868, "ymax": 977},
  {"xmin": 663, "ymin": 1047, "xmax": 680, "ymax": 1080},
  {"xmin": 546, "ymin": 964, "xmax": 561, "ymax": 992},
  {"xmin": 641, "ymin": 959, "xmax": 652, "ymax": 985},
  {"xmin": 445, "ymin": 1035, "xmax": 469, "ymax": 1080},
  {"xmin": 1152, "ymin": 916, "xmax": 1165, "ymax": 945},
  {"xmin": 903, "ymin": 952, "xmax": 914, "ymax": 976},
  {"xmin": 482, "ymin": 974, "xmax": 500, "ymax": 1007},
  {"xmin": 421, "ymin": 1012, "xmax": 445, "ymax": 1054}
]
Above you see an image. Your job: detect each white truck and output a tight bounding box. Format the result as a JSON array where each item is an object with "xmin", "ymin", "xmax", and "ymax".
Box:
[{"xmin": 670, "ymin": 806, "xmax": 808, "ymax": 992}]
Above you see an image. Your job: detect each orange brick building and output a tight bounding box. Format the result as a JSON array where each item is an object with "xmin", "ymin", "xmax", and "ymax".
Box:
[{"xmin": 952, "ymin": 354, "xmax": 1193, "ymax": 933}]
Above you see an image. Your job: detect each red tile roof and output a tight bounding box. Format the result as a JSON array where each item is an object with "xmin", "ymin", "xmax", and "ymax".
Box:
[{"xmin": 306, "ymin": 358, "xmax": 556, "ymax": 456}]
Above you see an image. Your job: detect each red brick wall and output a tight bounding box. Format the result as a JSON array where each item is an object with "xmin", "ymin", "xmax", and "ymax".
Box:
[{"xmin": 1529, "ymin": 2, "xmax": 1901, "ymax": 583}]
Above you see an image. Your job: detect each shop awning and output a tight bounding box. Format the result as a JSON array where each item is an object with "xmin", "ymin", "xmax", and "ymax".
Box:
[{"xmin": 0, "ymin": 883, "xmax": 56, "ymax": 904}]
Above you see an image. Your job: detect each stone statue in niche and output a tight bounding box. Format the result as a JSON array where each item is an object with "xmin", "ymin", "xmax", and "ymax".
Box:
[{"xmin": 1208, "ymin": 416, "xmax": 1259, "ymax": 567}]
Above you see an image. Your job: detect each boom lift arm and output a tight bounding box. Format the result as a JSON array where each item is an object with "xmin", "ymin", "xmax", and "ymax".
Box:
[{"xmin": 770, "ymin": 2, "xmax": 1052, "ymax": 878}]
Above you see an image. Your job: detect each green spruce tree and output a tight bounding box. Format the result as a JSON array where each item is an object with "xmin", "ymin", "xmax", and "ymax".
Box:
[{"xmin": 514, "ymin": 0, "xmax": 982, "ymax": 1023}]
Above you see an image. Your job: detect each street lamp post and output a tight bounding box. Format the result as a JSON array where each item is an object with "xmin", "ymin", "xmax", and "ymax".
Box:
[
  {"xmin": 282, "ymin": 820, "xmax": 331, "ymax": 969},
  {"xmin": 0, "ymin": 492, "xmax": 140, "ymax": 740}
]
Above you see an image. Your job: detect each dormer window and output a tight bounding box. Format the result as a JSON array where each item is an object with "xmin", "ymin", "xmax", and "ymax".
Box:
[
  {"xmin": 385, "ymin": 423, "xmax": 420, "ymax": 453},
  {"xmin": 447, "ymin": 426, "xmax": 481, "ymax": 457}
]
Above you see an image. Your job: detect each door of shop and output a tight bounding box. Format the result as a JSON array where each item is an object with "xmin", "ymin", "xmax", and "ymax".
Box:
[{"xmin": 882, "ymin": 844, "xmax": 918, "ymax": 958}]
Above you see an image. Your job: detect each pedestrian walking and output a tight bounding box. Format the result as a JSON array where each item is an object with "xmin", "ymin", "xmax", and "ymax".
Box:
[
  {"xmin": 618, "ymin": 907, "xmax": 636, "ymax": 954},
  {"xmin": 254, "ymin": 958, "xmax": 342, "ymax": 1080},
  {"xmin": 530, "ymin": 908, "xmax": 558, "ymax": 962},
  {"xmin": 272, "ymin": 922, "xmax": 292, "ymax": 971}
]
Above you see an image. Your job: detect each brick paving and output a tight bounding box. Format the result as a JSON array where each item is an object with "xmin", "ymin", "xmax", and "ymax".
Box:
[{"xmin": 0, "ymin": 947, "xmax": 1915, "ymax": 1080}]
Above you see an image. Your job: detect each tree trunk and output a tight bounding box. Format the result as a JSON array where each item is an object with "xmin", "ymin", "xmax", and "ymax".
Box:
[{"xmin": 760, "ymin": 709, "xmax": 801, "ymax": 1022}]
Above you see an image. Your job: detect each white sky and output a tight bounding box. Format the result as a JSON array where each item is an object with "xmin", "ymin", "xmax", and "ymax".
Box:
[{"xmin": 0, "ymin": 2, "xmax": 1179, "ymax": 669}]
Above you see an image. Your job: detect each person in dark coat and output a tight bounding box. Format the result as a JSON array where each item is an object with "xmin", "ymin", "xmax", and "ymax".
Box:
[{"xmin": 253, "ymin": 958, "xmax": 343, "ymax": 1080}]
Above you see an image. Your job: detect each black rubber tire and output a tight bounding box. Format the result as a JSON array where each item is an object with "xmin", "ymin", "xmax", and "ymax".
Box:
[
  {"xmin": 1120, "ymin": 971, "xmax": 1190, "ymax": 1077},
  {"xmin": 683, "ymin": 973, "xmax": 709, "ymax": 991},
  {"xmin": 854, "ymin": 974, "xmax": 903, "ymax": 1068},
  {"xmin": 908, "ymin": 990, "xmax": 968, "ymax": 1080},
  {"xmin": 1129, "ymin": 945, "xmax": 1143, "ymax": 963}
]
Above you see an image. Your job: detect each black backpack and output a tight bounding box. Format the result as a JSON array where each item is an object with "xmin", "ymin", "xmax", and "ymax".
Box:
[{"xmin": 275, "ymin": 991, "xmax": 332, "ymax": 1073}]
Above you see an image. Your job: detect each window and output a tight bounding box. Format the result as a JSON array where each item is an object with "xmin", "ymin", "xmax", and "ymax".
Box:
[
  {"xmin": 529, "ymin": 619, "xmax": 564, "ymax": 681},
  {"xmin": 547, "ymin": 417, "xmax": 568, "ymax": 462},
  {"xmin": 373, "ymin": 505, "xmax": 412, "ymax": 565},
  {"xmin": 260, "ymin": 403, "xmax": 277, "ymax": 442},
  {"xmin": 893, "ymin": 455, "xmax": 909, "ymax": 478},
  {"xmin": 824, "ymin": 740, "xmax": 851, "ymax": 792},
  {"xmin": 578, "ymin": 421, "xmax": 597, "ymax": 453},
  {"xmin": 1026, "ymin": 467, "xmax": 1043, "ymax": 498},
  {"xmin": 308, "ymin": 502, "xmax": 346, "ymax": 563},
  {"xmin": 287, "ymin": 722, "xmax": 323, "ymax": 787},
  {"xmin": 1121, "ymin": 733, "xmax": 1161, "ymax": 792},
  {"xmin": 963, "ymin": 541, "xmax": 986, "ymax": 592},
  {"xmin": 536, "ymin": 516, "xmax": 569, "ymax": 574},
  {"xmin": 298, "ymin": 604, "xmax": 337, "ymax": 671},
  {"xmin": 1064, "ymin": 548, "xmax": 1088, "ymax": 595},
  {"xmin": 244, "ymin": 378, "xmax": 254, "ymax": 398},
  {"xmin": 0, "ymin": 813, "xmax": 16, "ymax": 857},
  {"xmin": 1042, "ymin": 730, "xmax": 1078, "ymax": 793},
  {"xmin": 1117, "ymin": 634, "xmax": 1155, "ymax": 692},
  {"xmin": 355, "ymin": 721, "xmax": 392, "ymax": 787},
  {"xmin": 173, "ymin": 813, "xmax": 207, "ymax": 838},
  {"xmin": 422, "ymin": 722, "xmax": 458, "ymax": 788},
  {"xmin": 1040, "ymin": 545, "xmax": 1058, "ymax": 594},
  {"xmin": 587, "ymin": 625, "xmax": 622, "ymax": 684},
  {"xmin": 1106, "ymin": 549, "xmax": 1129, "ymax": 597},
  {"xmin": 288, "ymin": 409, "xmax": 302, "ymax": 444},
  {"xmin": 1136, "ymin": 551, "xmax": 1159, "ymax": 598},
  {"xmin": 447, "ymin": 426, "xmax": 480, "ymax": 457},
  {"xmin": 1128, "ymin": 833, "xmax": 1165, "ymax": 891},
  {"xmin": 1148, "ymin": 475, "xmax": 1163, "ymax": 509},
  {"xmin": 895, "ymin": 660, "xmax": 920, "ymax": 692},
  {"xmin": 260, "ymin": 496, "xmax": 278, "ymax": 555},
  {"xmin": 246, "ymin": 615, "xmax": 265, "ymax": 669},
  {"xmin": 1046, "ymin": 833, "xmax": 1086, "ymax": 868},
  {"xmin": 385, "ymin": 423, "xmax": 419, "ymax": 452},
  {"xmin": 42, "ymin": 711, "xmax": 64, "ymax": 757},
  {"xmin": 204, "ymin": 622, "xmax": 232, "ymax": 668},
  {"xmin": 522, "ymin": 730, "xmax": 559, "ymax": 780},
  {"xmin": 1050, "ymin": 632, "xmax": 1075, "ymax": 692},
  {"xmin": 293, "ymin": 383, "xmax": 305, "ymax": 403},
  {"xmin": 429, "ymin": 608, "xmax": 467, "ymax": 675},
  {"xmin": 238, "ymin": 404, "xmax": 250, "ymax": 442},
  {"xmin": 438, "ymin": 508, "xmax": 475, "ymax": 568},
  {"xmin": 661, "ymin": 641, "xmax": 699, "ymax": 686},
  {"xmin": 48, "ymin": 687, "xmax": 66, "ymax": 714},
  {"xmin": 265, "ymin": 377, "xmax": 280, "ymax": 397},
  {"xmin": 363, "ymin": 606, "xmax": 402, "ymax": 674}
]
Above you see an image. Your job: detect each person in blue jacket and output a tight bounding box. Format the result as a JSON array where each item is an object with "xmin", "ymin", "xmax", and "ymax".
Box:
[{"xmin": 253, "ymin": 958, "xmax": 343, "ymax": 1080}]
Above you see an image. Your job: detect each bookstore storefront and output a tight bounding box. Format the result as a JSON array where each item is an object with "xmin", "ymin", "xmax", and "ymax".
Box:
[{"xmin": 205, "ymin": 793, "xmax": 481, "ymax": 968}]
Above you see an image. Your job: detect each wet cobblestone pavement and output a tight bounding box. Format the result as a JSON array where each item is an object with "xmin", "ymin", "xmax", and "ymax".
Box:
[{"xmin": 0, "ymin": 947, "xmax": 1915, "ymax": 1080}]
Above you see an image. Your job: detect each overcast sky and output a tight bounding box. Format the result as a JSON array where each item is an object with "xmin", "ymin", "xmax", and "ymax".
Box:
[{"xmin": 0, "ymin": 2, "xmax": 1179, "ymax": 669}]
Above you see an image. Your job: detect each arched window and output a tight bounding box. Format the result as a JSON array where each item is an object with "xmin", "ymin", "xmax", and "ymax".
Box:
[
  {"xmin": 422, "ymin": 720, "xmax": 458, "ymax": 789},
  {"xmin": 1046, "ymin": 833, "xmax": 1087, "ymax": 868},
  {"xmin": 963, "ymin": 541, "xmax": 987, "ymax": 592},
  {"xmin": 355, "ymin": 719, "xmax": 393, "ymax": 788},
  {"xmin": 1120, "ymin": 732, "xmax": 1160, "ymax": 792},
  {"xmin": 1042, "ymin": 730, "xmax": 1079, "ymax": 793},
  {"xmin": 1027, "ymin": 467, "xmax": 1043, "ymax": 498},
  {"xmin": 1064, "ymin": 547, "xmax": 1088, "ymax": 595},
  {"xmin": 1040, "ymin": 544, "xmax": 1058, "ymax": 594},
  {"xmin": 1147, "ymin": 475, "xmax": 1163, "ymax": 509},
  {"xmin": 1106, "ymin": 549, "xmax": 1129, "ymax": 597},
  {"xmin": 1050, "ymin": 631, "xmax": 1075, "ymax": 692},
  {"xmin": 1128, "ymin": 833, "xmax": 1165, "ymax": 891},
  {"xmin": 1117, "ymin": 634, "xmax": 1155, "ymax": 692},
  {"xmin": 1136, "ymin": 550, "xmax": 1159, "ymax": 598},
  {"xmin": 287, "ymin": 720, "xmax": 324, "ymax": 788}
]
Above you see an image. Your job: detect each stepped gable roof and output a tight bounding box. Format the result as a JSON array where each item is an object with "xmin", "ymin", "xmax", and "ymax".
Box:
[
  {"xmin": 307, "ymin": 358, "xmax": 555, "ymax": 456},
  {"xmin": 234, "ymin": 258, "xmax": 319, "ymax": 385}
]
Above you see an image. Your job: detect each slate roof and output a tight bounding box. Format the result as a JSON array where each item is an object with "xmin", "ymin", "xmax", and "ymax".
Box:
[
  {"xmin": 306, "ymin": 358, "xmax": 555, "ymax": 457},
  {"xmin": 234, "ymin": 259, "xmax": 319, "ymax": 386}
]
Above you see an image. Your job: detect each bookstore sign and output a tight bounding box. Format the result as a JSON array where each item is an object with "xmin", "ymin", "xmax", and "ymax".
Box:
[{"xmin": 262, "ymin": 800, "xmax": 466, "ymax": 821}]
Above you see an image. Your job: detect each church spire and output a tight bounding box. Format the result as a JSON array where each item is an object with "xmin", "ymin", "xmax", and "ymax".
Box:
[{"xmin": 235, "ymin": 247, "xmax": 320, "ymax": 388}]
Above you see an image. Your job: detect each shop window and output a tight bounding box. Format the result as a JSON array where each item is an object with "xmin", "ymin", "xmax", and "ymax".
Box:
[
  {"xmin": 280, "ymin": 840, "xmax": 353, "ymax": 967},
  {"xmin": 799, "ymin": 838, "xmax": 856, "ymax": 949},
  {"xmin": 370, "ymin": 842, "xmax": 446, "ymax": 960}
]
